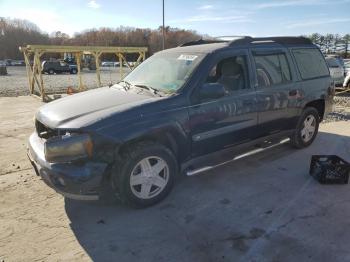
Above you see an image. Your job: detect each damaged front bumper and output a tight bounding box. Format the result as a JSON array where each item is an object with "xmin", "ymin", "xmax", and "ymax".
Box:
[{"xmin": 27, "ymin": 132, "xmax": 108, "ymax": 201}]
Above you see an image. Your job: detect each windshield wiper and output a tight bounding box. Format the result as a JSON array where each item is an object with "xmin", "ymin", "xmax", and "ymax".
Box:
[
  {"xmin": 134, "ymin": 84, "xmax": 163, "ymax": 96},
  {"xmin": 117, "ymin": 80, "xmax": 132, "ymax": 91}
]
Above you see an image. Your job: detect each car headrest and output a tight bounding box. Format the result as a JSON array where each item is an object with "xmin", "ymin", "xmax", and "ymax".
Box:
[{"xmin": 221, "ymin": 61, "xmax": 242, "ymax": 76}]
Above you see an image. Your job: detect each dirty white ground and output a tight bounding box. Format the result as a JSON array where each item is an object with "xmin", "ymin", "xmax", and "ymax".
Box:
[{"xmin": 1, "ymin": 96, "xmax": 350, "ymax": 262}]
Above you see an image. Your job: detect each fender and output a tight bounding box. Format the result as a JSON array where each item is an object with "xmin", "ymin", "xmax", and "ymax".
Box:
[{"xmin": 96, "ymin": 110, "xmax": 192, "ymax": 163}]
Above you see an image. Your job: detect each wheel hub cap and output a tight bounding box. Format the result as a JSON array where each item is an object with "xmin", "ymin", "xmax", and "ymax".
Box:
[
  {"xmin": 130, "ymin": 156, "xmax": 169, "ymax": 199},
  {"xmin": 301, "ymin": 114, "xmax": 316, "ymax": 142}
]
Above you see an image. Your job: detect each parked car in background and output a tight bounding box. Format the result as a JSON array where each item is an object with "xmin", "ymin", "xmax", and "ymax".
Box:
[
  {"xmin": 326, "ymin": 54, "xmax": 345, "ymax": 68},
  {"xmin": 326, "ymin": 57, "xmax": 344, "ymax": 87},
  {"xmin": 28, "ymin": 36, "xmax": 334, "ymax": 208},
  {"xmin": 101, "ymin": 61, "xmax": 120, "ymax": 67},
  {"xmin": 4, "ymin": 59, "xmax": 13, "ymax": 66},
  {"xmin": 101, "ymin": 61, "xmax": 114, "ymax": 67},
  {"xmin": 0, "ymin": 60, "xmax": 7, "ymax": 75},
  {"xmin": 343, "ymin": 61, "xmax": 350, "ymax": 88},
  {"xmin": 42, "ymin": 60, "xmax": 78, "ymax": 74},
  {"xmin": 344, "ymin": 60, "xmax": 350, "ymax": 75},
  {"xmin": 12, "ymin": 60, "xmax": 25, "ymax": 66}
]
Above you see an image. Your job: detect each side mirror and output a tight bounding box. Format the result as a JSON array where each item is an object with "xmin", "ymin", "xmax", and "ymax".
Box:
[{"xmin": 199, "ymin": 83, "xmax": 226, "ymax": 100}]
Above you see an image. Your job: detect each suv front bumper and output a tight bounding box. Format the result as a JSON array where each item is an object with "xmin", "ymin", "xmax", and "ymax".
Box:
[{"xmin": 27, "ymin": 132, "xmax": 108, "ymax": 201}]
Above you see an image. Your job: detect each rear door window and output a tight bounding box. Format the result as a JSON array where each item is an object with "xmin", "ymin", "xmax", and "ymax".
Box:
[
  {"xmin": 253, "ymin": 53, "xmax": 291, "ymax": 87},
  {"xmin": 292, "ymin": 48, "xmax": 329, "ymax": 79}
]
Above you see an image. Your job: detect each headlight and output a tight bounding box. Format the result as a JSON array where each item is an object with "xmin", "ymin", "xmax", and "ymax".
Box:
[{"xmin": 44, "ymin": 133, "xmax": 93, "ymax": 163}]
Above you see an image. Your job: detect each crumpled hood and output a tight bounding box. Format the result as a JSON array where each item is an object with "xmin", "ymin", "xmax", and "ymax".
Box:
[{"xmin": 36, "ymin": 86, "xmax": 159, "ymax": 129}]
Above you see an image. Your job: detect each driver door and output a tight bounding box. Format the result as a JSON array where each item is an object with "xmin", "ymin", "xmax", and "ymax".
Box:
[{"xmin": 188, "ymin": 50, "xmax": 258, "ymax": 157}]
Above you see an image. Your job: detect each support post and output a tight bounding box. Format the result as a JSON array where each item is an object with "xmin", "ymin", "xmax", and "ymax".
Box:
[
  {"xmin": 94, "ymin": 52, "xmax": 101, "ymax": 87},
  {"xmin": 35, "ymin": 51, "xmax": 45, "ymax": 100},
  {"xmin": 76, "ymin": 52, "xmax": 83, "ymax": 91},
  {"xmin": 23, "ymin": 50, "xmax": 33, "ymax": 93},
  {"xmin": 117, "ymin": 53, "xmax": 123, "ymax": 80},
  {"xmin": 135, "ymin": 52, "xmax": 143, "ymax": 67},
  {"xmin": 30, "ymin": 57, "xmax": 37, "ymax": 94},
  {"xmin": 118, "ymin": 53, "xmax": 132, "ymax": 70}
]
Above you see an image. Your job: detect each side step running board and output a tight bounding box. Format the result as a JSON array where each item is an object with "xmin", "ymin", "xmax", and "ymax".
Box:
[{"xmin": 186, "ymin": 138, "xmax": 290, "ymax": 176}]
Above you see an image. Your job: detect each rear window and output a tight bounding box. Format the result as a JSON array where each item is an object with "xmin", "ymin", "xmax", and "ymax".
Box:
[{"xmin": 292, "ymin": 48, "xmax": 329, "ymax": 79}]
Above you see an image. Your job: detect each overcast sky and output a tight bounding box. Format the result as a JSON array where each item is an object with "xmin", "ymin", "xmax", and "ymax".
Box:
[{"xmin": 0, "ymin": 0, "xmax": 349, "ymax": 37}]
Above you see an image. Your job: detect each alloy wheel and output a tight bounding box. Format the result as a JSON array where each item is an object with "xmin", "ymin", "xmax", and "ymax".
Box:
[
  {"xmin": 129, "ymin": 156, "xmax": 169, "ymax": 199},
  {"xmin": 301, "ymin": 114, "xmax": 316, "ymax": 142}
]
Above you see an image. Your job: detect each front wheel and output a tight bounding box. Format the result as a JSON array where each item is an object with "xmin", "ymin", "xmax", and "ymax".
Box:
[
  {"xmin": 290, "ymin": 107, "xmax": 319, "ymax": 149},
  {"xmin": 112, "ymin": 142, "xmax": 177, "ymax": 208}
]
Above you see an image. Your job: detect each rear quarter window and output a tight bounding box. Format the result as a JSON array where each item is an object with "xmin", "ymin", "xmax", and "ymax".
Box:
[{"xmin": 291, "ymin": 48, "xmax": 329, "ymax": 80}]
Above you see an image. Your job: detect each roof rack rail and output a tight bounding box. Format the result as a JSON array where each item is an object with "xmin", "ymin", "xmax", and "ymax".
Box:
[
  {"xmin": 229, "ymin": 36, "xmax": 312, "ymax": 46},
  {"xmin": 180, "ymin": 39, "xmax": 226, "ymax": 47},
  {"xmin": 180, "ymin": 36, "xmax": 312, "ymax": 47},
  {"xmin": 214, "ymin": 35, "xmax": 251, "ymax": 41}
]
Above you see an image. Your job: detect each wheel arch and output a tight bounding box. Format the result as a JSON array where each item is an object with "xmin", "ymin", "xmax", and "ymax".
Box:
[
  {"xmin": 304, "ymin": 99, "xmax": 325, "ymax": 120},
  {"xmin": 117, "ymin": 130, "xmax": 183, "ymax": 164}
]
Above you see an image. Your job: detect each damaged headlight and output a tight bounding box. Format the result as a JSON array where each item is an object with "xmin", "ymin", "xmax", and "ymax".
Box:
[{"xmin": 44, "ymin": 133, "xmax": 93, "ymax": 163}]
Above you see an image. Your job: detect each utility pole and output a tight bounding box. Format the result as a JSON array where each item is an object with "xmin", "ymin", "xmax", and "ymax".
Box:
[{"xmin": 162, "ymin": 0, "xmax": 165, "ymax": 50}]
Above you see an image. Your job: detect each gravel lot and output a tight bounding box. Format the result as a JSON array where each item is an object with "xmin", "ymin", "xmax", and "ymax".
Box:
[
  {"xmin": 1, "ymin": 96, "xmax": 350, "ymax": 261},
  {"xmin": 0, "ymin": 66, "xmax": 130, "ymax": 96}
]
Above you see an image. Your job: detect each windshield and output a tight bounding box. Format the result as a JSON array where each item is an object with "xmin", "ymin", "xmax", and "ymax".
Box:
[
  {"xmin": 326, "ymin": 58, "xmax": 340, "ymax": 68},
  {"xmin": 123, "ymin": 52, "xmax": 204, "ymax": 93}
]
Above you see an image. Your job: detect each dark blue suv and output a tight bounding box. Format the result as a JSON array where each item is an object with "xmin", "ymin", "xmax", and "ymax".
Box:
[{"xmin": 28, "ymin": 37, "xmax": 334, "ymax": 207}]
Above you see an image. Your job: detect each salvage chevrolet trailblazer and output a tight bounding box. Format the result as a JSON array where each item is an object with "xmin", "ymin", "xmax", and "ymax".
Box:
[{"xmin": 28, "ymin": 36, "xmax": 334, "ymax": 207}]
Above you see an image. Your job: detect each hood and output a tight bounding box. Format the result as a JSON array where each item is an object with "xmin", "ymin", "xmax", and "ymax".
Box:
[{"xmin": 36, "ymin": 86, "xmax": 159, "ymax": 129}]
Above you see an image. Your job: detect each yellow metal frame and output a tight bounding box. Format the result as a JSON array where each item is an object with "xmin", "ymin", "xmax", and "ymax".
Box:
[
  {"xmin": 335, "ymin": 87, "xmax": 350, "ymax": 95},
  {"xmin": 19, "ymin": 45, "xmax": 147, "ymax": 101}
]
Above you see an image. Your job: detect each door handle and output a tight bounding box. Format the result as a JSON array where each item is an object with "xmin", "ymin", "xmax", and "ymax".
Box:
[{"xmin": 289, "ymin": 89, "xmax": 298, "ymax": 96}]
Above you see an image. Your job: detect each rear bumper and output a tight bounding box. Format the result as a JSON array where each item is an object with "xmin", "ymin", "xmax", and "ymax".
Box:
[{"xmin": 27, "ymin": 132, "xmax": 108, "ymax": 201}]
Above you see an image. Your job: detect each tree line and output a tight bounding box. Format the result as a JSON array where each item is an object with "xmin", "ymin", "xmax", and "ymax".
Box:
[
  {"xmin": 306, "ymin": 33, "xmax": 350, "ymax": 58},
  {"xmin": 1, "ymin": 17, "xmax": 349, "ymax": 60},
  {"xmin": 0, "ymin": 17, "xmax": 200, "ymax": 60}
]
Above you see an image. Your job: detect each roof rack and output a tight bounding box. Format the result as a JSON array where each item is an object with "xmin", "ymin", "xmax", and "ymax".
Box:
[
  {"xmin": 229, "ymin": 36, "xmax": 312, "ymax": 46},
  {"xmin": 180, "ymin": 36, "xmax": 312, "ymax": 47},
  {"xmin": 180, "ymin": 39, "xmax": 226, "ymax": 47}
]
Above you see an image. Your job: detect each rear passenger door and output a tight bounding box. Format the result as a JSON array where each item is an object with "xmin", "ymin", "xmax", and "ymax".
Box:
[
  {"xmin": 250, "ymin": 48, "xmax": 301, "ymax": 136},
  {"xmin": 189, "ymin": 50, "xmax": 258, "ymax": 157}
]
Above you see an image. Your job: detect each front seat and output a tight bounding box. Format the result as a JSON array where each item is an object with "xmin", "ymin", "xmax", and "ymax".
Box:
[{"xmin": 218, "ymin": 61, "xmax": 244, "ymax": 92}]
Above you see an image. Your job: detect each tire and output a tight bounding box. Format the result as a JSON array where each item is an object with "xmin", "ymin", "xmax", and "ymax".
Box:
[
  {"xmin": 112, "ymin": 142, "xmax": 177, "ymax": 208},
  {"xmin": 290, "ymin": 107, "xmax": 320, "ymax": 149},
  {"xmin": 70, "ymin": 68, "xmax": 77, "ymax": 74},
  {"xmin": 48, "ymin": 69, "xmax": 55, "ymax": 75}
]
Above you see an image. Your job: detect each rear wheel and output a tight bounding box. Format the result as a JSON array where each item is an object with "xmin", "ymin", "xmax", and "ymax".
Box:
[
  {"xmin": 70, "ymin": 68, "xmax": 77, "ymax": 74},
  {"xmin": 112, "ymin": 142, "xmax": 177, "ymax": 208},
  {"xmin": 290, "ymin": 107, "xmax": 319, "ymax": 148},
  {"xmin": 48, "ymin": 69, "xmax": 55, "ymax": 75}
]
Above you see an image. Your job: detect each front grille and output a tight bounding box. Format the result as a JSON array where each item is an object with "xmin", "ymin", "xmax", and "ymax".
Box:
[{"xmin": 35, "ymin": 120, "xmax": 60, "ymax": 139}]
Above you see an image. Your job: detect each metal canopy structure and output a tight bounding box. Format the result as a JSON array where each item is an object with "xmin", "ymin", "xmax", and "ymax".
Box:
[{"xmin": 19, "ymin": 45, "xmax": 147, "ymax": 101}]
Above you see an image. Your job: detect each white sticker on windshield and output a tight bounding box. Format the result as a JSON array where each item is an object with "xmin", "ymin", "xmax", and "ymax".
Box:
[{"xmin": 177, "ymin": 54, "xmax": 198, "ymax": 61}]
